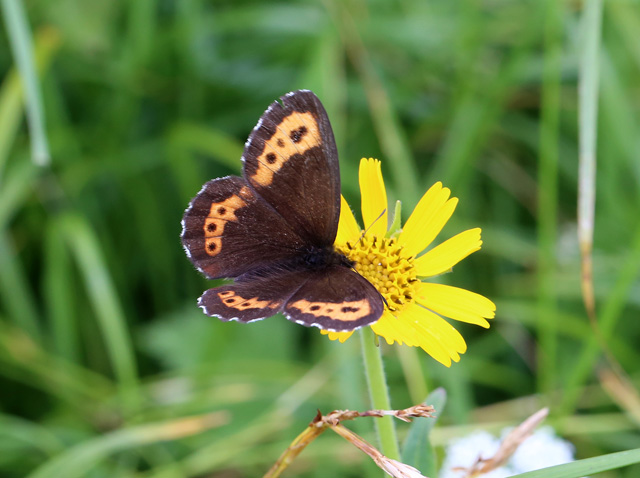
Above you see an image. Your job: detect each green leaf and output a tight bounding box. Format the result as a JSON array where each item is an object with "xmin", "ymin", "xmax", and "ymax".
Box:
[
  {"xmin": 401, "ymin": 387, "xmax": 447, "ymax": 478},
  {"xmin": 510, "ymin": 447, "xmax": 640, "ymax": 478}
]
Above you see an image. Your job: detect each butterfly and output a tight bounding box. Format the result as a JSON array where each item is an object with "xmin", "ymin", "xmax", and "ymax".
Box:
[{"xmin": 181, "ymin": 90, "xmax": 384, "ymax": 331}]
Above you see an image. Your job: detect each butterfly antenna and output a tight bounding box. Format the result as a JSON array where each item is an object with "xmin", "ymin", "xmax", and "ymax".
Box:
[{"xmin": 358, "ymin": 208, "xmax": 387, "ymax": 245}]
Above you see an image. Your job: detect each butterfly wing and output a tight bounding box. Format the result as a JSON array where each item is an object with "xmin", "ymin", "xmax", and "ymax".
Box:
[
  {"xmin": 182, "ymin": 90, "xmax": 340, "ymax": 279},
  {"xmin": 181, "ymin": 176, "xmax": 305, "ymax": 279},
  {"xmin": 183, "ymin": 90, "xmax": 383, "ymax": 330},
  {"xmin": 283, "ymin": 265, "xmax": 384, "ymax": 331},
  {"xmin": 197, "ymin": 270, "xmax": 311, "ymax": 323},
  {"xmin": 242, "ymin": 90, "xmax": 340, "ymax": 247},
  {"xmin": 199, "ymin": 265, "xmax": 383, "ymax": 331}
]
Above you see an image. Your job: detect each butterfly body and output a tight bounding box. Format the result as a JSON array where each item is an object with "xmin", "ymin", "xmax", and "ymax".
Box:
[{"xmin": 181, "ymin": 90, "xmax": 383, "ymax": 331}]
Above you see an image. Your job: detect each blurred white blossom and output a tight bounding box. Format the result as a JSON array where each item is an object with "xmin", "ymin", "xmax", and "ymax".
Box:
[
  {"xmin": 440, "ymin": 426, "xmax": 577, "ymax": 478},
  {"xmin": 509, "ymin": 426, "xmax": 576, "ymax": 474}
]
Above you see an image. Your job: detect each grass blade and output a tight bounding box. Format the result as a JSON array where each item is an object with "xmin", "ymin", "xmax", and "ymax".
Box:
[
  {"xmin": 0, "ymin": 0, "xmax": 50, "ymax": 165},
  {"xmin": 43, "ymin": 218, "xmax": 80, "ymax": 362},
  {"xmin": 0, "ymin": 27, "xmax": 58, "ymax": 181},
  {"xmin": 26, "ymin": 412, "xmax": 228, "ymax": 478},
  {"xmin": 0, "ymin": 321, "xmax": 113, "ymax": 407},
  {"xmin": 510, "ymin": 447, "xmax": 640, "ymax": 478},
  {"xmin": 577, "ymin": 0, "xmax": 602, "ymax": 317},
  {"xmin": 536, "ymin": 0, "xmax": 562, "ymax": 395},
  {"xmin": 0, "ymin": 234, "xmax": 41, "ymax": 340},
  {"xmin": 59, "ymin": 213, "xmax": 141, "ymax": 410},
  {"xmin": 329, "ymin": 0, "xmax": 420, "ymax": 204}
]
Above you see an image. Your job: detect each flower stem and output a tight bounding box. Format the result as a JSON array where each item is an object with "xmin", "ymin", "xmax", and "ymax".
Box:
[{"xmin": 359, "ymin": 327, "xmax": 400, "ymax": 460}]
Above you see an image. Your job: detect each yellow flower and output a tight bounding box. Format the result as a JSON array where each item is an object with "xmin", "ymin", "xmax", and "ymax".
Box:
[{"xmin": 322, "ymin": 158, "xmax": 496, "ymax": 367}]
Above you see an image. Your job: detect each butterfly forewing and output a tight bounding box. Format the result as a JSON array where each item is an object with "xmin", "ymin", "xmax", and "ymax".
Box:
[
  {"xmin": 242, "ymin": 90, "xmax": 340, "ymax": 247},
  {"xmin": 181, "ymin": 176, "xmax": 305, "ymax": 279}
]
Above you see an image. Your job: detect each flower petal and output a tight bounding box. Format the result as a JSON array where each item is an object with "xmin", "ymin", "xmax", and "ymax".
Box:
[
  {"xmin": 336, "ymin": 195, "xmax": 361, "ymax": 245},
  {"xmin": 320, "ymin": 329, "xmax": 354, "ymax": 342},
  {"xmin": 415, "ymin": 282, "xmax": 495, "ymax": 327},
  {"xmin": 371, "ymin": 310, "xmax": 420, "ymax": 347},
  {"xmin": 371, "ymin": 305, "xmax": 466, "ymax": 367},
  {"xmin": 397, "ymin": 182, "xmax": 457, "ymax": 258},
  {"xmin": 414, "ymin": 228, "xmax": 482, "ymax": 277},
  {"xmin": 401, "ymin": 305, "xmax": 461, "ymax": 367},
  {"xmin": 406, "ymin": 303, "xmax": 467, "ymax": 356},
  {"xmin": 359, "ymin": 158, "xmax": 388, "ymax": 238}
]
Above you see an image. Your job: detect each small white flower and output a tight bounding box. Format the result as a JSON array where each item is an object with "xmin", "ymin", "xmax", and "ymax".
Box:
[
  {"xmin": 509, "ymin": 426, "xmax": 576, "ymax": 473},
  {"xmin": 440, "ymin": 426, "xmax": 577, "ymax": 478},
  {"xmin": 439, "ymin": 431, "xmax": 510, "ymax": 478}
]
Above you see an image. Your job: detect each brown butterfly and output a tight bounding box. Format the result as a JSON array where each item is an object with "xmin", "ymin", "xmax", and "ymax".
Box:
[{"xmin": 181, "ymin": 90, "xmax": 383, "ymax": 331}]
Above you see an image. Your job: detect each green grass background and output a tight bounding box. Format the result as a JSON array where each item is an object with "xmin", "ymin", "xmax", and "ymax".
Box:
[{"xmin": 1, "ymin": 0, "xmax": 640, "ymax": 477}]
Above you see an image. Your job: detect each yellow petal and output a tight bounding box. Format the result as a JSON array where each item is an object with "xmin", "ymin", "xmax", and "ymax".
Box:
[
  {"xmin": 408, "ymin": 303, "xmax": 466, "ymax": 350},
  {"xmin": 415, "ymin": 282, "xmax": 495, "ymax": 327},
  {"xmin": 400, "ymin": 305, "xmax": 461, "ymax": 366},
  {"xmin": 414, "ymin": 304, "xmax": 467, "ymax": 367},
  {"xmin": 397, "ymin": 182, "xmax": 457, "ymax": 258},
  {"xmin": 320, "ymin": 329, "xmax": 354, "ymax": 342},
  {"xmin": 359, "ymin": 158, "xmax": 388, "ymax": 238},
  {"xmin": 336, "ymin": 195, "xmax": 361, "ymax": 245},
  {"xmin": 370, "ymin": 305, "xmax": 466, "ymax": 367},
  {"xmin": 414, "ymin": 228, "xmax": 482, "ymax": 277},
  {"xmin": 371, "ymin": 310, "xmax": 420, "ymax": 347}
]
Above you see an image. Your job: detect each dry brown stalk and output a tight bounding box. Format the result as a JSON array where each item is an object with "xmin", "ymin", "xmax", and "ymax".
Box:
[
  {"xmin": 452, "ymin": 407, "xmax": 549, "ymax": 478},
  {"xmin": 263, "ymin": 404, "xmax": 435, "ymax": 478}
]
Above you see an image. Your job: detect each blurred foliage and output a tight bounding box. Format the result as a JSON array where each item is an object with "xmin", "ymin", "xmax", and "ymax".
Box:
[{"xmin": 1, "ymin": 0, "xmax": 640, "ymax": 477}]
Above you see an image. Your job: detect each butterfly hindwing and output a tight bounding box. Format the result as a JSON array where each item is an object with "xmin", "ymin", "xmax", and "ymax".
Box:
[
  {"xmin": 199, "ymin": 264, "xmax": 383, "ymax": 331},
  {"xmin": 284, "ymin": 265, "xmax": 384, "ymax": 331},
  {"xmin": 198, "ymin": 270, "xmax": 309, "ymax": 323},
  {"xmin": 181, "ymin": 176, "xmax": 305, "ymax": 279},
  {"xmin": 242, "ymin": 90, "xmax": 340, "ymax": 247}
]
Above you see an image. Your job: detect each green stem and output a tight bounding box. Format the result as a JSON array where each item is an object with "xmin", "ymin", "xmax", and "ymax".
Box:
[
  {"xmin": 359, "ymin": 327, "xmax": 400, "ymax": 460},
  {"xmin": 537, "ymin": 0, "xmax": 561, "ymax": 397}
]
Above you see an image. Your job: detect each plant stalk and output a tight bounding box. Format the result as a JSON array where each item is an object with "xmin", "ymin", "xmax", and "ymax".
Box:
[{"xmin": 359, "ymin": 327, "xmax": 400, "ymax": 460}]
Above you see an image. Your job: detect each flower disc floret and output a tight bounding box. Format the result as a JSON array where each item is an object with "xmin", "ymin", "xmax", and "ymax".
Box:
[{"xmin": 339, "ymin": 236, "xmax": 418, "ymax": 313}]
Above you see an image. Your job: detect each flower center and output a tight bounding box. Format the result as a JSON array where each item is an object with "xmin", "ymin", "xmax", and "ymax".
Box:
[{"xmin": 338, "ymin": 235, "xmax": 418, "ymax": 312}]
